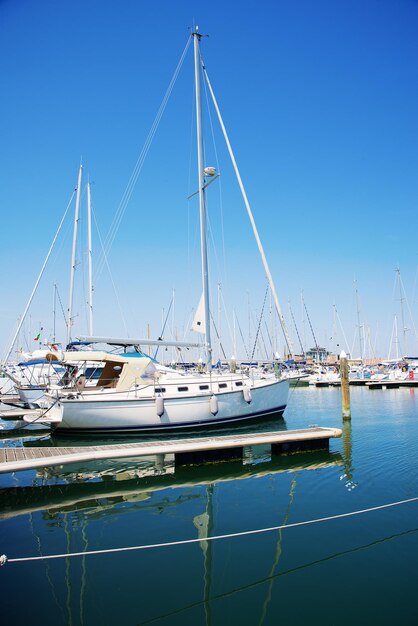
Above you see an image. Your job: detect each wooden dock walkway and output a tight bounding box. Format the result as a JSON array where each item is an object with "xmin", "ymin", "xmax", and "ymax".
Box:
[
  {"xmin": 0, "ymin": 427, "xmax": 342, "ymax": 474},
  {"xmin": 310, "ymin": 379, "xmax": 418, "ymax": 389},
  {"xmin": 366, "ymin": 380, "xmax": 418, "ymax": 390}
]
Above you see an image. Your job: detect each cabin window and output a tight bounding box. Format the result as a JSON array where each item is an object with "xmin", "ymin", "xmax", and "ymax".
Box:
[
  {"xmin": 178, "ymin": 386, "xmax": 189, "ymax": 392},
  {"xmin": 218, "ymin": 383, "xmax": 227, "ymax": 389},
  {"xmin": 235, "ymin": 381, "xmax": 243, "ymax": 387},
  {"xmin": 199, "ymin": 385, "xmax": 209, "ymax": 390},
  {"xmin": 155, "ymin": 387, "xmax": 166, "ymax": 393},
  {"xmin": 84, "ymin": 367, "xmax": 103, "ymax": 380}
]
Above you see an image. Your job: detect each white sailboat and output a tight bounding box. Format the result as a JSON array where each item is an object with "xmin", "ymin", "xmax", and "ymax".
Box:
[{"xmin": 40, "ymin": 29, "xmax": 289, "ymax": 433}]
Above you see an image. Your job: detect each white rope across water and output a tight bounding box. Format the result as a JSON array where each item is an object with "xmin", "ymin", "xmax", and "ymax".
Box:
[{"xmin": 1, "ymin": 496, "xmax": 417, "ymax": 567}]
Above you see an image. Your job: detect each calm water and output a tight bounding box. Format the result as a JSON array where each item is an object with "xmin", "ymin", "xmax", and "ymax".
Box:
[{"xmin": 1, "ymin": 386, "xmax": 418, "ymax": 625}]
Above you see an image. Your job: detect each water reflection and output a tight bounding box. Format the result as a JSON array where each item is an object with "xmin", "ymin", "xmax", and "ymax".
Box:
[
  {"xmin": 0, "ymin": 446, "xmax": 344, "ymax": 625},
  {"xmin": 141, "ymin": 526, "xmax": 418, "ymax": 626},
  {"xmin": 0, "ymin": 449, "xmax": 342, "ymax": 520},
  {"xmin": 192, "ymin": 473, "xmax": 299, "ymax": 626},
  {"xmin": 341, "ymin": 418, "xmax": 358, "ymax": 492},
  {"xmin": 3, "ymin": 387, "xmax": 418, "ymax": 625}
]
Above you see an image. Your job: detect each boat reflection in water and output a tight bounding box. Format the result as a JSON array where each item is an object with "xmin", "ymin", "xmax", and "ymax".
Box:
[
  {"xmin": 0, "ymin": 447, "xmax": 343, "ymax": 520},
  {"xmin": 0, "ymin": 404, "xmax": 344, "ymax": 625},
  {"xmin": 0, "ymin": 440, "xmax": 344, "ymax": 626}
]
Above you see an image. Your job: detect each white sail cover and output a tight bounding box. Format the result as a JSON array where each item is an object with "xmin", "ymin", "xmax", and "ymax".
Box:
[{"xmin": 191, "ymin": 294, "xmax": 206, "ymax": 334}]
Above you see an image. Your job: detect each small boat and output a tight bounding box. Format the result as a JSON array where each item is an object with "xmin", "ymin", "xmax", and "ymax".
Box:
[
  {"xmin": 12, "ymin": 353, "xmax": 66, "ymax": 407},
  {"xmin": 308, "ymin": 366, "xmax": 340, "ymax": 386}
]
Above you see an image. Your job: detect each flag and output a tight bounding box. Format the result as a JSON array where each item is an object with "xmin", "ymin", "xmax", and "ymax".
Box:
[{"xmin": 34, "ymin": 327, "xmax": 43, "ymax": 341}]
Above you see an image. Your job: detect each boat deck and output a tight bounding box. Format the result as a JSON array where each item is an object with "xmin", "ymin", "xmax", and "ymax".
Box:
[
  {"xmin": 0, "ymin": 427, "xmax": 342, "ymax": 474},
  {"xmin": 0, "ymin": 408, "xmax": 43, "ymax": 421},
  {"xmin": 0, "ymin": 395, "xmax": 22, "ymax": 406}
]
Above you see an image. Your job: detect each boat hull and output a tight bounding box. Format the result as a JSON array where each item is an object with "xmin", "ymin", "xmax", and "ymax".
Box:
[
  {"xmin": 49, "ymin": 378, "xmax": 289, "ymax": 433},
  {"xmin": 17, "ymin": 386, "xmax": 47, "ymax": 408}
]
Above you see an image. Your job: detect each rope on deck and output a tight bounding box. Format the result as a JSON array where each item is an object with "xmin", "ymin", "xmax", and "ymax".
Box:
[{"xmin": 1, "ymin": 496, "xmax": 417, "ymax": 566}]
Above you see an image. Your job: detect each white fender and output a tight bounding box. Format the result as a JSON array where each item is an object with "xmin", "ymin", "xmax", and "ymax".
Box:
[
  {"xmin": 210, "ymin": 394, "xmax": 219, "ymax": 415},
  {"xmin": 155, "ymin": 394, "xmax": 164, "ymax": 417},
  {"xmin": 243, "ymin": 386, "xmax": 252, "ymax": 404}
]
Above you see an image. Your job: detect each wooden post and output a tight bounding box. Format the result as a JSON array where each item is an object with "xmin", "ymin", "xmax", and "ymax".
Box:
[{"xmin": 340, "ymin": 350, "xmax": 351, "ymax": 420}]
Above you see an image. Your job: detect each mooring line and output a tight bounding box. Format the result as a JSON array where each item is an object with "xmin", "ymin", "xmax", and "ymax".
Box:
[{"xmin": 1, "ymin": 496, "xmax": 417, "ymax": 566}]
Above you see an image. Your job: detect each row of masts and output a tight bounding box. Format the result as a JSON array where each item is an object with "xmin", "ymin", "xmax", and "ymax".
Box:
[
  {"xmin": 4, "ymin": 32, "xmax": 417, "ymax": 365},
  {"xmin": 3, "ymin": 28, "xmax": 293, "ymax": 364},
  {"xmin": 3, "ymin": 164, "xmax": 93, "ymax": 364}
]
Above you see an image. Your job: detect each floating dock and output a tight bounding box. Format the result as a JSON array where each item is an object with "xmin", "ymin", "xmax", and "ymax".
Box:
[
  {"xmin": 310, "ymin": 379, "xmax": 418, "ymax": 389},
  {"xmin": 0, "ymin": 427, "xmax": 342, "ymax": 474},
  {"xmin": 366, "ymin": 380, "xmax": 418, "ymax": 390}
]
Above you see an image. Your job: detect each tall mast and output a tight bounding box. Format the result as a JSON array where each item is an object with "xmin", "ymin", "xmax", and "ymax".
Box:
[
  {"xmin": 67, "ymin": 163, "xmax": 83, "ymax": 345},
  {"xmin": 53, "ymin": 283, "xmax": 57, "ymax": 344},
  {"xmin": 289, "ymin": 300, "xmax": 305, "ymax": 357},
  {"xmin": 193, "ymin": 28, "xmax": 212, "ymax": 370},
  {"xmin": 303, "ymin": 295, "xmax": 320, "ymax": 363},
  {"xmin": 396, "ymin": 267, "xmax": 407, "ymax": 354},
  {"xmin": 87, "ymin": 180, "xmax": 94, "ymax": 336},
  {"xmin": 217, "ymin": 283, "xmax": 222, "ymax": 361},
  {"xmin": 354, "ymin": 279, "xmax": 363, "ymax": 361}
]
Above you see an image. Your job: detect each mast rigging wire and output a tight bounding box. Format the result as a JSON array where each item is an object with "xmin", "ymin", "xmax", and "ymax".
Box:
[
  {"xmin": 96, "ymin": 36, "xmax": 192, "ymax": 278},
  {"xmin": 91, "ymin": 206, "xmax": 130, "ymax": 336},
  {"xmin": 2, "ymin": 190, "xmax": 76, "ymax": 365},
  {"xmin": 289, "ymin": 301, "xmax": 305, "ymax": 356},
  {"xmin": 201, "ymin": 61, "xmax": 294, "ymax": 358},
  {"xmin": 153, "ymin": 296, "xmax": 174, "ymax": 360},
  {"xmin": 251, "ymin": 286, "xmax": 269, "ymax": 361}
]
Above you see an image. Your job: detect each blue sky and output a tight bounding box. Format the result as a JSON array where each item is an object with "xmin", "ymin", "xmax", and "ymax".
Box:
[{"xmin": 1, "ymin": 0, "xmax": 418, "ymax": 361}]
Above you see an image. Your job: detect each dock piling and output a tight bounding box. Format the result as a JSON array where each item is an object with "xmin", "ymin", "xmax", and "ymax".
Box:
[{"xmin": 340, "ymin": 350, "xmax": 351, "ymax": 420}]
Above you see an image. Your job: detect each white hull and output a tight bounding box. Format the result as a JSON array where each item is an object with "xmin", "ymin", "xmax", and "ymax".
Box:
[
  {"xmin": 17, "ymin": 386, "xmax": 46, "ymax": 408},
  {"xmin": 308, "ymin": 373, "xmax": 340, "ymax": 385},
  {"xmin": 48, "ymin": 378, "xmax": 289, "ymax": 433}
]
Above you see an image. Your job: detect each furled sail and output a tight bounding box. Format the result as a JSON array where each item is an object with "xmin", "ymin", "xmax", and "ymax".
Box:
[{"xmin": 191, "ymin": 294, "xmax": 206, "ymax": 334}]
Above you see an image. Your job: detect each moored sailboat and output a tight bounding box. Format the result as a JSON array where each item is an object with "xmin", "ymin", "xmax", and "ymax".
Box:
[{"xmin": 39, "ymin": 29, "xmax": 289, "ymax": 433}]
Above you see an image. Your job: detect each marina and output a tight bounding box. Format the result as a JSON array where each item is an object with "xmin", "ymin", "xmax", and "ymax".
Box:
[{"xmin": 2, "ymin": 3, "xmax": 418, "ymax": 626}]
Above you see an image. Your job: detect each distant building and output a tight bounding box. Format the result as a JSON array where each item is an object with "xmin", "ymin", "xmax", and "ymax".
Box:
[{"xmin": 306, "ymin": 347, "xmax": 331, "ymax": 363}]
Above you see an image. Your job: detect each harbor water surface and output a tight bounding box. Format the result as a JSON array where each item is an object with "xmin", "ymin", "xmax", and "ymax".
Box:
[{"xmin": 1, "ymin": 386, "xmax": 418, "ymax": 625}]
